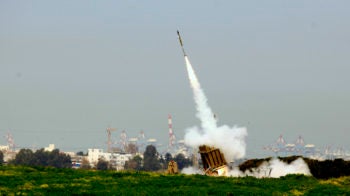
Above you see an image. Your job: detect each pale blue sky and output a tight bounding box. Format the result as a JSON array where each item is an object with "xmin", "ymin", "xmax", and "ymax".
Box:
[{"xmin": 1, "ymin": 1, "xmax": 349, "ymax": 157}]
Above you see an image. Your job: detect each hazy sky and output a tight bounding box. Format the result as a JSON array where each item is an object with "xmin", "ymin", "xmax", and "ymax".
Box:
[{"xmin": 1, "ymin": 1, "xmax": 349, "ymax": 157}]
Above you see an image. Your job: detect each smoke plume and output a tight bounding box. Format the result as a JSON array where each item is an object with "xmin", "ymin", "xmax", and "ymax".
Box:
[
  {"xmin": 181, "ymin": 167, "xmax": 203, "ymax": 175},
  {"xmin": 228, "ymin": 158, "xmax": 311, "ymax": 178},
  {"xmin": 183, "ymin": 56, "xmax": 248, "ymax": 161},
  {"xmin": 181, "ymin": 56, "xmax": 312, "ymax": 178}
]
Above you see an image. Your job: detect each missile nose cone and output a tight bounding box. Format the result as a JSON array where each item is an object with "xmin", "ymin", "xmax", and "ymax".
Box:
[{"xmin": 176, "ymin": 30, "xmax": 187, "ymax": 56}]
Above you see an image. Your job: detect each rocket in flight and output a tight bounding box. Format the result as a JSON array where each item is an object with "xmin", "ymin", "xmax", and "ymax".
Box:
[{"xmin": 177, "ymin": 30, "xmax": 187, "ymax": 56}]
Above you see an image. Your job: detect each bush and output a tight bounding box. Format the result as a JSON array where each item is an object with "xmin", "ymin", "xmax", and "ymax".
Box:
[{"xmin": 96, "ymin": 159, "xmax": 109, "ymax": 170}]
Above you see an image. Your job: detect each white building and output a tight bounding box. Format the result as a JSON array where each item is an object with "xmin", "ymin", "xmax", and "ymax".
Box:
[
  {"xmin": 0, "ymin": 145, "xmax": 10, "ymax": 152},
  {"xmin": 44, "ymin": 144, "xmax": 55, "ymax": 152},
  {"xmin": 87, "ymin": 148, "xmax": 132, "ymax": 170},
  {"xmin": 0, "ymin": 145, "xmax": 16, "ymax": 162}
]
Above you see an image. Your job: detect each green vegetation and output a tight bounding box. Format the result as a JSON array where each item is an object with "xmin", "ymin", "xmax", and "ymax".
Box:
[
  {"xmin": 0, "ymin": 165, "xmax": 349, "ymax": 195},
  {"xmin": 0, "ymin": 151, "xmax": 3, "ymax": 166},
  {"xmin": 9, "ymin": 148, "xmax": 71, "ymax": 168}
]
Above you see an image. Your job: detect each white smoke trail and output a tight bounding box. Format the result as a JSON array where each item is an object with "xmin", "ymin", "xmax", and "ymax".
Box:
[
  {"xmin": 182, "ymin": 56, "xmax": 312, "ymax": 177},
  {"xmin": 184, "ymin": 56, "xmax": 217, "ymax": 131},
  {"xmin": 183, "ymin": 56, "xmax": 248, "ymax": 161}
]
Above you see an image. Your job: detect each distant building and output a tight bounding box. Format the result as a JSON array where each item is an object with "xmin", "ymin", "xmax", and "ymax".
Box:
[
  {"xmin": 0, "ymin": 145, "xmax": 16, "ymax": 163},
  {"xmin": 44, "ymin": 144, "xmax": 55, "ymax": 152},
  {"xmin": 264, "ymin": 135, "xmax": 350, "ymax": 160},
  {"xmin": 63, "ymin": 151, "xmax": 76, "ymax": 157},
  {"xmin": 0, "ymin": 145, "xmax": 10, "ymax": 152},
  {"xmin": 87, "ymin": 148, "xmax": 132, "ymax": 170}
]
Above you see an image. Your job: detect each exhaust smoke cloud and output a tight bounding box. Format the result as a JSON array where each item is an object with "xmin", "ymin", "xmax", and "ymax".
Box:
[
  {"xmin": 228, "ymin": 158, "xmax": 311, "ymax": 178},
  {"xmin": 183, "ymin": 56, "xmax": 248, "ymax": 161},
  {"xmin": 179, "ymin": 33, "xmax": 312, "ymax": 177}
]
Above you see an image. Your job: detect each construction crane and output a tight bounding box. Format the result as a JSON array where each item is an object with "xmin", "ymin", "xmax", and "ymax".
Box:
[{"xmin": 106, "ymin": 126, "xmax": 117, "ymax": 153}]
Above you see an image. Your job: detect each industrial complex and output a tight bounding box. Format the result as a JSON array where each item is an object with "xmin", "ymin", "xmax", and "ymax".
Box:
[{"xmin": 1, "ymin": 123, "xmax": 349, "ymax": 172}]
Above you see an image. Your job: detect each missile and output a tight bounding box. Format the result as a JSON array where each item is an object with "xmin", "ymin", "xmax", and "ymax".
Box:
[
  {"xmin": 177, "ymin": 30, "xmax": 183, "ymax": 46},
  {"xmin": 177, "ymin": 30, "xmax": 187, "ymax": 56}
]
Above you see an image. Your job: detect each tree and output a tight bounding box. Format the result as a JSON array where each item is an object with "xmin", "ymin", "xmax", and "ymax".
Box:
[
  {"xmin": 165, "ymin": 153, "xmax": 173, "ymax": 164},
  {"xmin": 133, "ymin": 155, "xmax": 142, "ymax": 170},
  {"xmin": 0, "ymin": 151, "xmax": 3, "ymax": 165},
  {"xmin": 11, "ymin": 149, "xmax": 34, "ymax": 166},
  {"xmin": 80, "ymin": 158, "xmax": 91, "ymax": 169},
  {"xmin": 76, "ymin": 151, "xmax": 84, "ymax": 156},
  {"xmin": 143, "ymin": 145, "xmax": 161, "ymax": 171},
  {"xmin": 174, "ymin": 153, "xmax": 192, "ymax": 170},
  {"xmin": 10, "ymin": 148, "xmax": 71, "ymax": 168},
  {"xmin": 125, "ymin": 155, "xmax": 143, "ymax": 170},
  {"xmin": 159, "ymin": 155, "xmax": 166, "ymax": 169},
  {"xmin": 96, "ymin": 159, "xmax": 109, "ymax": 170},
  {"xmin": 46, "ymin": 149, "xmax": 71, "ymax": 168},
  {"xmin": 33, "ymin": 149, "xmax": 49, "ymax": 166}
]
